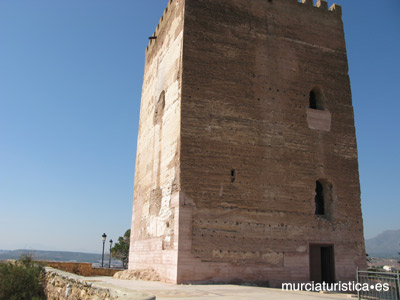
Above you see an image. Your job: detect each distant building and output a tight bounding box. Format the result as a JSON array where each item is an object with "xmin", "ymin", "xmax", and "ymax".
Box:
[{"xmin": 129, "ymin": 0, "xmax": 367, "ymax": 286}]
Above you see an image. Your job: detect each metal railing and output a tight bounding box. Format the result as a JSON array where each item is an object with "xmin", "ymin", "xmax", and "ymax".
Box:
[{"xmin": 357, "ymin": 270, "xmax": 400, "ymax": 300}]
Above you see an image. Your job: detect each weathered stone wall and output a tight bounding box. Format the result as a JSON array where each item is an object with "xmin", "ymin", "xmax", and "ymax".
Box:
[
  {"xmin": 44, "ymin": 268, "xmax": 154, "ymax": 300},
  {"xmin": 90, "ymin": 267, "xmax": 122, "ymax": 277},
  {"xmin": 41, "ymin": 261, "xmax": 120, "ymax": 277},
  {"xmin": 130, "ymin": 0, "xmax": 366, "ymax": 285},
  {"xmin": 178, "ymin": 0, "xmax": 365, "ymax": 284},
  {"xmin": 43, "ymin": 261, "xmax": 92, "ymax": 276},
  {"xmin": 128, "ymin": 0, "xmax": 185, "ymax": 282}
]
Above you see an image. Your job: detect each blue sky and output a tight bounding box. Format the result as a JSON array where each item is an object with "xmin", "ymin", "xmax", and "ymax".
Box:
[{"xmin": 0, "ymin": 0, "xmax": 399, "ymax": 253}]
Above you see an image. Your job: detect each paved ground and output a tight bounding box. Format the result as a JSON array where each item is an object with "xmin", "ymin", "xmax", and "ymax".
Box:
[{"xmin": 86, "ymin": 277, "xmax": 357, "ymax": 300}]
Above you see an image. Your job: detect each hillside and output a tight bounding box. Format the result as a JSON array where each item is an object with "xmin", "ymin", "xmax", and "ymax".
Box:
[
  {"xmin": 365, "ymin": 229, "xmax": 400, "ymax": 258},
  {"xmin": 0, "ymin": 249, "xmax": 103, "ymax": 263}
]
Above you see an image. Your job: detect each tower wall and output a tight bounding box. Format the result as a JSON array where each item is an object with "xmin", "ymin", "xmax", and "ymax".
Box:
[
  {"xmin": 128, "ymin": 0, "xmax": 185, "ymax": 282},
  {"xmin": 178, "ymin": 0, "xmax": 366, "ymax": 285}
]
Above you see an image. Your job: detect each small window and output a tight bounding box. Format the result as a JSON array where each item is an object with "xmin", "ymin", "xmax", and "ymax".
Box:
[
  {"xmin": 314, "ymin": 179, "xmax": 333, "ymax": 219},
  {"xmin": 309, "ymin": 91, "xmax": 317, "ymax": 109},
  {"xmin": 309, "ymin": 87, "xmax": 325, "ymax": 110},
  {"xmin": 231, "ymin": 169, "xmax": 236, "ymax": 183}
]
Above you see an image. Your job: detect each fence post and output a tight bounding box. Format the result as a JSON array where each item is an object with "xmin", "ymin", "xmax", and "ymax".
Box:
[
  {"xmin": 356, "ymin": 268, "xmax": 360, "ymax": 300},
  {"xmin": 397, "ymin": 271, "xmax": 400, "ymax": 300}
]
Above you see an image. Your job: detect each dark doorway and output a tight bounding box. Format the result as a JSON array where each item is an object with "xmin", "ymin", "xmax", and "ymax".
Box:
[{"xmin": 310, "ymin": 244, "xmax": 335, "ymax": 283}]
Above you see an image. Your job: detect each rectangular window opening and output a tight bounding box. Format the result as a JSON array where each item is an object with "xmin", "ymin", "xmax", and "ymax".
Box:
[{"xmin": 231, "ymin": 169, "xmax": 236, "ymax": 183}]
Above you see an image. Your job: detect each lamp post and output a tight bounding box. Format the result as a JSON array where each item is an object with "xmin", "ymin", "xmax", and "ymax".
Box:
[
  {"xmin": 109, "ymin": 239, "xmax": 113, "ymax": 268},
  {"xmin": 101, "ymin": 233, "xmax": 107, "ymax": 268}
]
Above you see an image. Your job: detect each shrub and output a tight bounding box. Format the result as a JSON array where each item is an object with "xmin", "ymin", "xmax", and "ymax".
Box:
[{"xmin": 0, "ymin": 255, "xmax": 46, "ymax": 300}]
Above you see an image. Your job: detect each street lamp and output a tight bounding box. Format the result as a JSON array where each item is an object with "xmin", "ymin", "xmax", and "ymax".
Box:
[
  {"xmin": 109, "ymin": 239, "xmax": 113, "ymax": 268},
  {"xmin": 101, "ymin": 233, "xmax": 107, "ymax": 268}
]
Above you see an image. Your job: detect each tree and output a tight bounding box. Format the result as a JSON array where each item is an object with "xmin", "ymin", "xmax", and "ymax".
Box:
[{"xmin": 111, "ymin": 229, "xmax": 130, "ymax": 269}]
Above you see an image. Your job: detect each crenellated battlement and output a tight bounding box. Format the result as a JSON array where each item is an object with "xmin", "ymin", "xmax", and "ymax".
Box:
[
  {"xmin": 146, "ymin": 0, "xmax": 176, "ymax": 52},
  {"xmin": 299, "ymin": 0, "xmax": 342, "ymax": 17},
  {"xmin": 145, "ymin": 0, "xmax": 342, "ymax": 52}
]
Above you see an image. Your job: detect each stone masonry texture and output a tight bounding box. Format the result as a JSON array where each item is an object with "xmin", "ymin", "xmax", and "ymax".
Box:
[
  {"xmin": 44, "ymin": 268, "xmax": 155, "ymax": 300},
  {"xmin": 129, "ymin": 0, "xmax": 366, "ymax": 286}
]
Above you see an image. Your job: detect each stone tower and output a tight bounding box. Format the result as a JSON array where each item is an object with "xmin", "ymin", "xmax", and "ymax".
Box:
[{"xmin": 129, "ymin": 0, "xmax": 366, "ymax": 285}]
